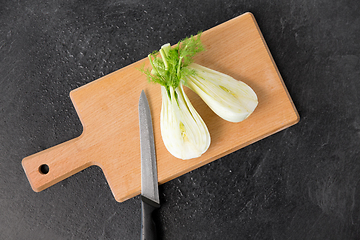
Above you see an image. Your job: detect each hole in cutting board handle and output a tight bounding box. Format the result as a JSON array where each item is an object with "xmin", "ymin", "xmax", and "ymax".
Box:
[{"xmin": 39, "ymin": 164, "xmax": 49, "ymax": 174}]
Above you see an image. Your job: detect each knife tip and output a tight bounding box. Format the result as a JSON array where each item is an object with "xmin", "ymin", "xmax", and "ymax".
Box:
[
  {"xmin": 139, "ymin": 90, "xmax": 147, "ymax": 105},
  {"xmin": 140, "ymin": 89, "xmax": 145, "ymax": 98}
]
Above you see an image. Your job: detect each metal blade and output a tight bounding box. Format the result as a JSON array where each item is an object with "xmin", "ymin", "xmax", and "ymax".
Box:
[{"xmin": 139, "ymin": 90, "xmax": 159, "ymax": 205}]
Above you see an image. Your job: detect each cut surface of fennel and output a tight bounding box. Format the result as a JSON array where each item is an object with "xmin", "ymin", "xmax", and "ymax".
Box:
[
  {"xmin": 185, "ymin": 63, "xmax": 258, "ymax": 122},
  {"xmin": 160, "ymin": 85, "xmax": 210, "ymax": 160}
]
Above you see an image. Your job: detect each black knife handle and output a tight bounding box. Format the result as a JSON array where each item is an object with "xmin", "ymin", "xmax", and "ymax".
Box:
[{"xmin": 141, "ymin": 196, "xmax": 160, "ymax": 240}]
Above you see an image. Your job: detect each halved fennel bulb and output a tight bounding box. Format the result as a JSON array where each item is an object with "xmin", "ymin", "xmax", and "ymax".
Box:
[
  {"xmin": 186, "ymin": 63, "xmax": 258, "ymax": 122},
  {"xmin": 160, "ymin": 84, "xmax": 210, "ymax": 160},
  {"xmin": 141, "ymin": 34, "xmax": 258, "ymax": 160}
]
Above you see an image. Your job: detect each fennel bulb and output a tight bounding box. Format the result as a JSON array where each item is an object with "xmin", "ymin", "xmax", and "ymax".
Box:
[
  {"xmin": 141, "ymin": 34, "xmax": 211, "ymax": 160},
  {"xmin": 160, "ymin": 85, "xmax": 210, "ymax": 159},
  {"xmin": 140, "ymin": 32, "xmax": 258, "ymax": 159},
  {"xmin": 186, "ymin": 63, "xmax": 258, "ymax": 122}
]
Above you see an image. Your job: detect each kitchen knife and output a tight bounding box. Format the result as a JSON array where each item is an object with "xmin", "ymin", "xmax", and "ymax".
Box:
[{"xmin": 139, "ymin": 90, "xmax": 160, "ymax": 240}]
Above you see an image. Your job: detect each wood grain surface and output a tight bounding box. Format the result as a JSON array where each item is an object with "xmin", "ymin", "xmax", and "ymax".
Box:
[{"xmin": 22, "ymin": 12, "xmax": 299, "ymax": 202}]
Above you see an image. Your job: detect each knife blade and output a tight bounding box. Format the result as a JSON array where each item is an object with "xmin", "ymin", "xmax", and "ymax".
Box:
[{"xmin": 139, "ymin": 90, "xmax": 160, "ymax": 240}]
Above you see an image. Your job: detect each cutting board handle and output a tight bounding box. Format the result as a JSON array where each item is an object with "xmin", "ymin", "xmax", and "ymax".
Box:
[{"xmin": 22, "ymin": 135, "xmax": 92, "ymax": 192}]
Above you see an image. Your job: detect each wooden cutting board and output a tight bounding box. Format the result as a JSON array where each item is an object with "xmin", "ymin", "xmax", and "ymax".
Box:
[{"xmin": 22, "ymin": 12, "xmax": 299, "ymax": 202}]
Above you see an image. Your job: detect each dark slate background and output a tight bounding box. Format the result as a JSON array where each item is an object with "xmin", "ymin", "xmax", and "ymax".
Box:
[{"xmin": 1, "ymin": 0, "xmax": 360, "ymax": 239}]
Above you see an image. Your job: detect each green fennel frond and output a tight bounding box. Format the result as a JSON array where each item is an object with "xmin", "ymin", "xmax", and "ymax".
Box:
[{"xmin": 140, "ymin": 32, "xmax": 205, "ymax": 97}]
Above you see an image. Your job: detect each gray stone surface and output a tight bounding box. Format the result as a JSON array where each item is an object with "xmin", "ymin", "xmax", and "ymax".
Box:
[{"xmin": 1, "ymin": 0, "xmax": 360, "ymax": 239}]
